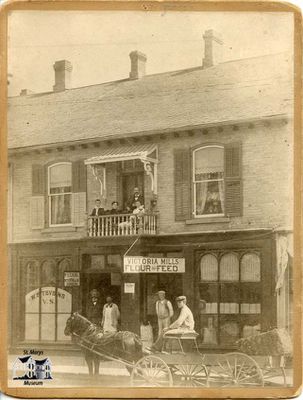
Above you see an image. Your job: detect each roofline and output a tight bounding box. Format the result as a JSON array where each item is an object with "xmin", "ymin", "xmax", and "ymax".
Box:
[
  {"xmin": 8, "ymin": 113, "xmax": 290, "ymax": 154},
  {"xmin": 8, "ymin": 50, "xmax": 290, "ymax": 100}
]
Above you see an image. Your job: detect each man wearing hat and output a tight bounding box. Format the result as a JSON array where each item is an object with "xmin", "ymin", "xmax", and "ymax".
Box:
[
  {"xmin": 86, "ymin": 289, "xmax": 103, "ymax": 326},
  {"xmin": 164, "ymin": 296, "xmax": 194, "ymax": 332},
  {"xmin": 148, "ymin": 295, "xmax": 195, "ymax": 352},
  {"xmin": 155, "ymin": 290, "xmax": 174, "ymax": 339}
]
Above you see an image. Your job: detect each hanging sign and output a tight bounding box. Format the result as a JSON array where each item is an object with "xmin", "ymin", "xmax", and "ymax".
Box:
[
  {"xmin": 123, "ymin": 257, "xmax": 185, "ymax": 273},
  {"xmin": 64, "ymin": 271, "xmax": 80, "ymax": 287}
]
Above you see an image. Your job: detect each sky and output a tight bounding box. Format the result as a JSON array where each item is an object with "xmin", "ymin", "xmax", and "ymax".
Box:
[{"xmin": 8, "ymin": 11, "xmax": 293, "ymax": 97}]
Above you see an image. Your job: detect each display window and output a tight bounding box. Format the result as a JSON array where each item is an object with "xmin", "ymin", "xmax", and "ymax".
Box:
[
  {"xmin": 22, "ymin": 257, "xmax": 73, "ymax": 342},
  {"xmin": 198, "ymin": 251, "xmax": 261, "ymax": 347}
]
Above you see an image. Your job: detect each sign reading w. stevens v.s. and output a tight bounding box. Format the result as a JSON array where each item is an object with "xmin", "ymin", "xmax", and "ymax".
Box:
[{"xmin": 123, "ymin": 257, "xmax": 185, "ymax": 273}]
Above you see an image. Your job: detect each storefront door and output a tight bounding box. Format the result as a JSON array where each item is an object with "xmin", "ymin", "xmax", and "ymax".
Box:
[
  {"xmin": 81, "ymin": 254, "xmax": 122, "ymax": 323},
  {"xmin": 140, "ymin": 273, "xmax": 183, "ymax": 335},
  {"xmin": 82, "ymin": 272, "xmax": 121, "ymax": 312}
]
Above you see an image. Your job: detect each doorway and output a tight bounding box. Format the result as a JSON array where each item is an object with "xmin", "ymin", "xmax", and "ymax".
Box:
[
  {"xmin": 83, "ymin": 273, "xmax": 121, "ymax": 308},
  {"xmin": 122, "ymin": 172, "xmax": 144, "ymax": 210},
  {"xmin": 140, "ymin": 273, "xmax": 183, "ymax": 337}
]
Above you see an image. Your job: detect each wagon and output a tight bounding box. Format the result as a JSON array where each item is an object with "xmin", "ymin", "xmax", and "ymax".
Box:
[{"xmin": 72, "ymin": 320, "xmax": 291, "ymax": 387}]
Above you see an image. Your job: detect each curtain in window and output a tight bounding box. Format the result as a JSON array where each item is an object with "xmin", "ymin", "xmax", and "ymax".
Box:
[
  {"xmin": 49, "ymin": 163, "xmax": 72, "ymax": 225},
  {"xmin": 51, "ymin": 194, "xmax": 71, "ymax": 225},
  {"xmin": 196, "ymin": 182, "xmax": 208, "ymax": 215}
]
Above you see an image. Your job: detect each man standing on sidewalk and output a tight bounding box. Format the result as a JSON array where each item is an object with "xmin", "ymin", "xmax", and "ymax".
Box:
[{"xmin": 155, "ymin": 291, "xmax": 174, "ymax": 339}]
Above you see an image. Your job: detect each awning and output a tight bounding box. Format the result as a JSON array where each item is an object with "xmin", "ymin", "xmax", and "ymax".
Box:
[{"xmin": 84, "ymin": 143, "xmax": 158, "ymax": 165}]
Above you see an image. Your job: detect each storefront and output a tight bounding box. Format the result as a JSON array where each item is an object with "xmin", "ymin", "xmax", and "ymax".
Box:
[{"xmin": 10, "ymin": 229, "xmax": 276, "ymax": 353}]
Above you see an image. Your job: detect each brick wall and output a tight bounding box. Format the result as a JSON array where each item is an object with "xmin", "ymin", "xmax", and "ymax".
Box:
[
  {"xmin": 157, "ymin": 119, "xmax": 293, "ymax": 234},
  {"xmin": 9, "ymin": 118, "xmax": 293, "ymax": 243}
]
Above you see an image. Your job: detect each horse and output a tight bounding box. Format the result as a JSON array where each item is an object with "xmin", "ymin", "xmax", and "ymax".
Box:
[{"xmin": 64, "ymin": 312, "xmax": 143, "ymax": 376}]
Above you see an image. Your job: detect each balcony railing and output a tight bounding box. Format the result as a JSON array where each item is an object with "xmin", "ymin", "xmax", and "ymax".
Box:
[{"xmin": 87, "ymin": 213, "xmax": 158, "ymax": 237}]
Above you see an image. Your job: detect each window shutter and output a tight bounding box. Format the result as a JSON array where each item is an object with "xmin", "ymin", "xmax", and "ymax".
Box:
[
  {"xmin": 72, "ymin": 192, "xmax": 87, "ymax": 227},
  {"xmin": 30, "ymin": 196, "xmax": 45, "ymax": 229},
  {"xmin": 72, "ymin": 160, "xmax": 87, "ymax": 192},
  {"xmin": 174, "ymin": 149, "xmax": 191, "ymax": 221},
  {"xmin": 32, "ymin": 165, "xmax": 45, "ymax": 195},
  {"xmin": 224, "ymin": 142, "xmax": 242, "ymax": 217}
]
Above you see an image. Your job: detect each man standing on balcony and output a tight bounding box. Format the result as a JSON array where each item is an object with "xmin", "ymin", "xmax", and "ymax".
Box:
[
  {"xmin": 90, "ymin": 199, "xmax": 105, "ymax": 216},
  {"xmin": 127, "ymin": 187, "xmax": 144, "ymax": 211},
  {"xmin": 90, "ymin": 199, "xmax": 105, "ymax": 235}
]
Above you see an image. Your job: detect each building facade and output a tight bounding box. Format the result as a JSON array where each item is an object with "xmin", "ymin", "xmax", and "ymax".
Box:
[{"xmin": 8, "ymin": 30, "xmax": 293, "ymax": 354}]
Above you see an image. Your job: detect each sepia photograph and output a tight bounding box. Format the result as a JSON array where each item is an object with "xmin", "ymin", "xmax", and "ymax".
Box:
[{"xmin": 1, "ymin": 2, "xmax": 301, "ymax": 397}]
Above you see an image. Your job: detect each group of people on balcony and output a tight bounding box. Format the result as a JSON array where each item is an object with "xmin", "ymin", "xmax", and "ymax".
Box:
[
  {"xmin": 89, "ymin": 187, "xmax": 156, "ymax": 235},
  {"xmin": 90, "ymin": 187, "xmax": 145, "ymax": 217}
]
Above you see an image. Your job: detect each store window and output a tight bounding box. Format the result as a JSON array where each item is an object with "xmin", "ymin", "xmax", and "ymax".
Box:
[
  {"xmin": 198, "ymin": 251, "xmax": 261, "ymax": 347},
  {"xmin": 193, "ymin": 146, "xmax": 224, "ymax": 217},
  {"xmin": 48, "ymin": 163, "xmax": 72, "ymax": 226},
  {"xmin": 23, "ymin": 257, "xmax": 73, "ymax": 342}
]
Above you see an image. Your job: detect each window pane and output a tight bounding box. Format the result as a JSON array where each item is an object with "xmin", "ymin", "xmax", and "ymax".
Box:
[
  {"xmin": 57, "ymin": 289, "xmax": 72, "ymax": 313},
  {"xmin": 241, "ymin": 253, "xmax": 261, "ymax": 282},
  {"xmin": 41, "ymin": 287, "xmax": 56, "ymax": 313},
  {"xmin": 199, "ymin": 283, "xmax": 218, "ymax": 313},
  {"xmin": 220, "ymin": 283, "xmax": 240, "ymax": 314},
  {"xmin": 107, "ymin": 254, "xmax": 122, "ymax": 269},
  {"xmin": 49, "ymin": 163, "xmax": 71, "ymax": 190},
  {"xmin": 41, "ymin": 260, "xmax": 56, "ymax": 286},
  {"xmin": 200, "ymin": 254, "xmax": 218, "ymax": 281},
  {"xmin": 25, "ymin": 314, "xmax": 39, "ymax": 341},
  {"xmin": 219, "ymin": 316, "xmax": 240, "ymax": 345},
  {"xmin": 200, "ymin": 315, "xmax": 218, "ymax": 345},
  {"xmin": 220, "ymin": 253, "xmax": 239, "ymax": 281},
  {"xmin": 91, "ymin": 255, "xmax": 105, "ymax": 270},
  {"xmin": 196, "ymin": 181, "xmax": 224, "ymax": 215},
  {"xmin": 194, "ymin": 147, "xmax": 224, "ymax": 181},
  {"xmin": 50, "ymin": 194, "xmax": 71, "ymax": 225},
  {"xmin": 25, "ymin": 288, "xmax": 40, "ymax": 313},
  {"xmin": 41, "ymin": 313, "xmax": 56, "ymax": 341},
  {"xmin": 24, "ymin": 260, "xmax": 40, "ymax": 292}
]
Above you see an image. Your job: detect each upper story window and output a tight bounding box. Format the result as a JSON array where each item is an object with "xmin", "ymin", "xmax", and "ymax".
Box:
[
  {"xmin": 193, "ymin": 146, "xmax": 224, "ymax": 217},
  {"xmin": 48, "ymin": 163, "xmax": 72, "ymax": 226},
  {"xmin": 174, "ymin": 142, "xmax": 242, "ymax": 222}
]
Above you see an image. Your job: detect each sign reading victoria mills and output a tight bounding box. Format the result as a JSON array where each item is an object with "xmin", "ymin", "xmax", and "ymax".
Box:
[{"xmin": 123, "ymin": 257, "xmax": 185, "ymax": 273}]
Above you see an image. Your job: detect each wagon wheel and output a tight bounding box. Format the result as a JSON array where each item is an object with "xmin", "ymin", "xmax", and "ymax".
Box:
[
  {"xmin": 171, "ymin": 364, "xmax": 208, "ymax": 386},
  {"xmin": 130, "ymin": 355, "xmax": 173, "ymax": 387},
  {"xmin": 207, "ymin": 352, "xmax": 264, "ymax": 387}
]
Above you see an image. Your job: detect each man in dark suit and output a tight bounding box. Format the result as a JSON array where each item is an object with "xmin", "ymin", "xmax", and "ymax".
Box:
[
  {"xmin": 127, "ymin": 187, "xmax": 144, "ymax": 212},
  {"xmin": 90, "ymin": 199, "xmax": 105, "ymax": 216},
  {"xmin": 86, "ymin": 289, "xmax": 103, "ymax": 326},
  {"xmin": 90, "ymin": 199, "xmax": 105, "ymax": 235}
]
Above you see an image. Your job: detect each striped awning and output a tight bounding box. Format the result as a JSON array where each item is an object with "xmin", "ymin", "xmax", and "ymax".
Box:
[{"xmin": 84, "ymin": 143, "xmax": 158, "ymax": 165}]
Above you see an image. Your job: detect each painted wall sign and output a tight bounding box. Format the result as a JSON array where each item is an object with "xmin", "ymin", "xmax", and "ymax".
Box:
[
  {"xmin": 123, "ymin": 257, "xmax": 185, "ymax": 273},
  {"xmin": 64, "ymin": 271, "xmax": 80, "ymax": 287}
]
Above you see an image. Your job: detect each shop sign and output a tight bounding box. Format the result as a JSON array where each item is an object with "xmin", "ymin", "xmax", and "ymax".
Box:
[
  {"xmin": 124, "ymin": 282, "xmax": 135, "ymax": 293},
  {"xmin": 64, "ymin": 271, "xmax": 80, "ymax": 287},
  {"xmin": 123, "ymin": 257, "xmax": 185, "ymax": 273}
]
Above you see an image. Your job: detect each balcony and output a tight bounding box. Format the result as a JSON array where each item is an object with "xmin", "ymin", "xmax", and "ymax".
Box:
[{"xmin": 87, "ymin": 212, "xmax": 158, "ymax": 237}]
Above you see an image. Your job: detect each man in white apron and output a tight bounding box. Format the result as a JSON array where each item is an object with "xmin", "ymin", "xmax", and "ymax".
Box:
[{"xmin": 102, "ymin": 296, "xmax": 120, "ymax": 333}]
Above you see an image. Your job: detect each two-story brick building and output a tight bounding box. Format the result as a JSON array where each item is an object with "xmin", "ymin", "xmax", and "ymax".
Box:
[{"xmin": 7, "ymin": 30, "xmax": 293, "ymax": 354}]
